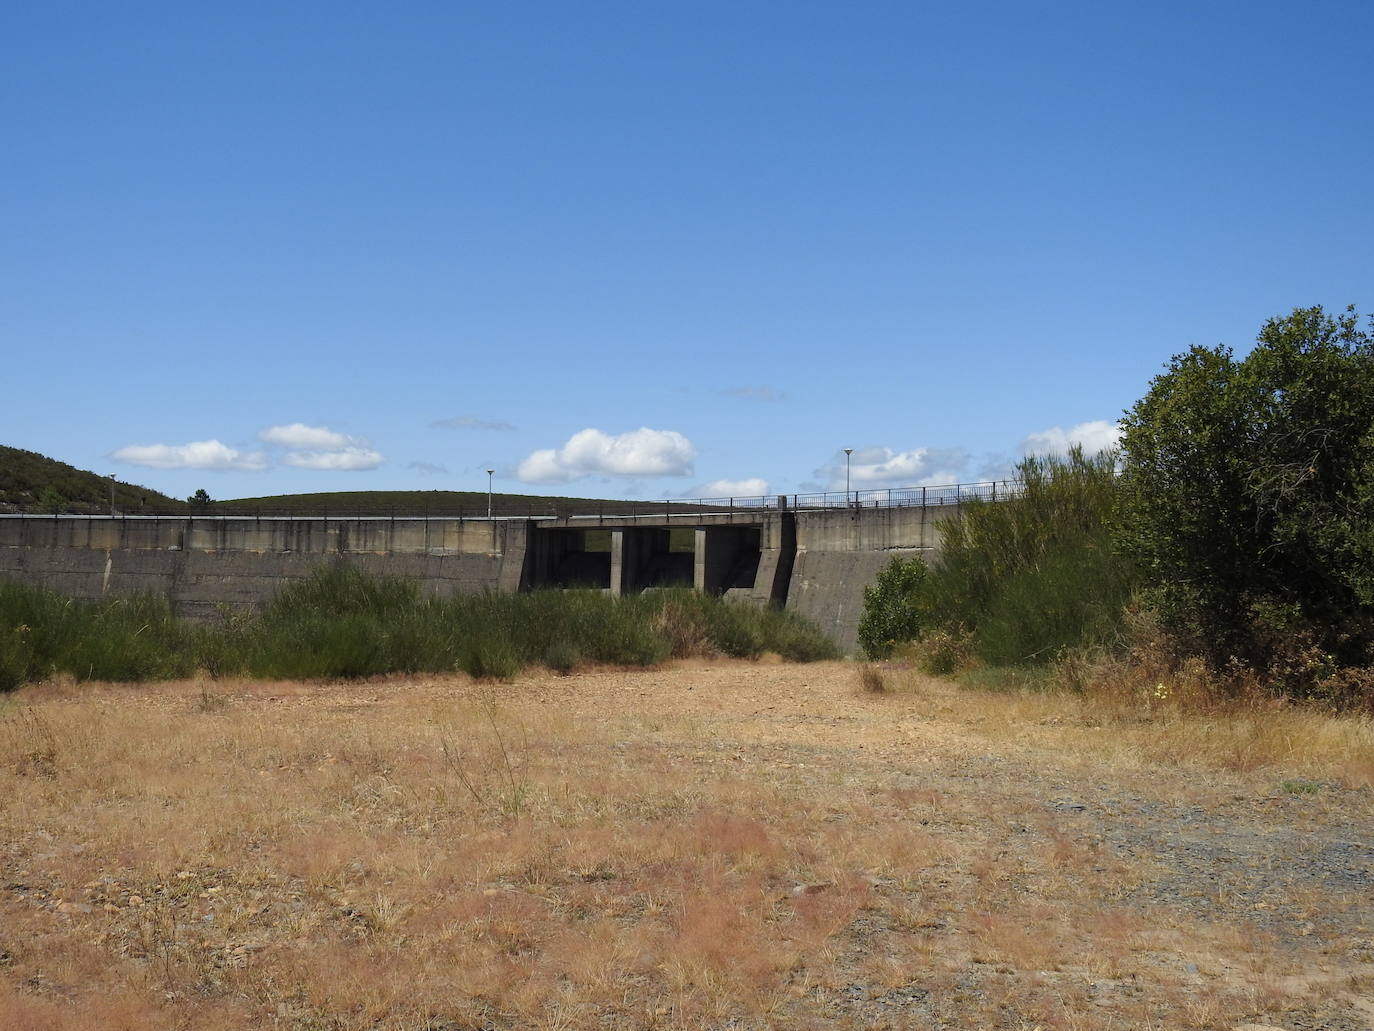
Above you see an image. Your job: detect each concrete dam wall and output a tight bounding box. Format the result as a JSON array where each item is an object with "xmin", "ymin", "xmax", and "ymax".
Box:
[{"xmin": 0, "ymin": 505, "xmax": 962, "ymax": 652}]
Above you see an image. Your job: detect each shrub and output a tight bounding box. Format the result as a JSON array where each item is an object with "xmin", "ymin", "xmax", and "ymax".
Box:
[
  {"xmin": 767, "ymin": 614, "xmax": 841, "ymax": 662},
  {"xmin": 60, "ymin": 594, "xmax": 192, "ymax": 682},
  {"xmin": 857, "ymin": 665, "xmax": 887, "ymax": 693},
  {"xmin": 858, "ymin": 557, "xmax": 928, "ymax": 659},
  {"xmin": 1118, "ymin": 304, "xmax": 1374, "ymax": 679},
  {"xmin": 912, "ymin": 624, "xmax": 974, "ymax": 676},
  {"xmin": 249, "ymin": 612, "xmax": 391, "ymax": 680},
  {"xmin": 972, "ymin": 533, "xmax": 1132, "ymax": 666},
  {"xmin": 860, "ymin": 449, "xmax": 1133, "ymax": 671}
]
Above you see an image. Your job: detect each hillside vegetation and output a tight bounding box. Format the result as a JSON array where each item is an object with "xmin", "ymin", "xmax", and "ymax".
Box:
[
  {"xmin": 1, "ymin": 444, "xmax": 716, "ymax": 518},
  {"xmin": 0, "ymin": 445, "xmax": 183, "ymax": 514},
  {"xmin": 212, "ymin": 489, "xmax": 723, "ymax": 518}
]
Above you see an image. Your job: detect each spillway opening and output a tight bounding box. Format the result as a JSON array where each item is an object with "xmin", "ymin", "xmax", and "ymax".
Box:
[{"xmin": 529, "ymin": 528, "xmax": 611, "ymax": 590}]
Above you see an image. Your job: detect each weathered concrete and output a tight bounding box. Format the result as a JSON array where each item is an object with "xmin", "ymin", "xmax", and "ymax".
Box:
[
  {"xmin": 783, "ymin": 506, "xmax": 961, "ymax": 651},
  {"xmin": 0, "ymin": 515, "xmax": 515, "ymax": 621},
  {"xmin": 0, "ymin": 505, "xmax": 963, "ymax": 652},
  {"xmin": 693, "ymin": 526, "xmax": 760, "ymax": 595}
]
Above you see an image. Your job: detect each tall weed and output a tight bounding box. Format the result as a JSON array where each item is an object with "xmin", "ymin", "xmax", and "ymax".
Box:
[
  {"xmin": 0, "ymin": 569, "xmax": 837, "ymax": 688},
  {"xmin": 861, "ymin": 449, "xmax": 1135, "ymax": 667}
]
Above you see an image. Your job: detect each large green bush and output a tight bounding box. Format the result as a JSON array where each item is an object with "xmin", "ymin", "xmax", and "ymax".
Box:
[
  {"xmin": 1118, "ymin": 304, "xmax": 1374, "ymax": 686},
  {"xmin": 858, "ymin": 557, "xmax": 928, "ymax": 659}
]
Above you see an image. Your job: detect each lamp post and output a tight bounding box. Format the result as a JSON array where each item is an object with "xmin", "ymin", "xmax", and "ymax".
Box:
[
  {"xmin": 108, "ymin": 474, "xmax": 117, "ymax": 517},
  {"xmin": 843, "ymin": 449, "xmax": 853, "ymax": 506},
  {"xmin": 486, "ymin": 469, "xmax": 494, "ymax": 519}
]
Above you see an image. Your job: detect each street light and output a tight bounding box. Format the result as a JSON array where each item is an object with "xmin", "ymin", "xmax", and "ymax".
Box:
[
  {"xmin": 486, "ymin": 469, "xmax": 495, "ymax": 519},
  {"xmin": 843, "ymin": 449, "xmax": 853, "ymax": 506},
  {"xmin": 107, "ymin": 474, "xmax": 117, "ymax": 517}
]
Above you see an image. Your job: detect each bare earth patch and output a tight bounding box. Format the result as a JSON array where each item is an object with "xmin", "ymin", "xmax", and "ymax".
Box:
[{"xmin": 1, "ymin": 660, "xmax": 1372, "ymax": 1029}]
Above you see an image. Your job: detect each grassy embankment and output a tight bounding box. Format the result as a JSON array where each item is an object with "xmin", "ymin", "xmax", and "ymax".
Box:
[{"xmin": 0, "ymin": 567, "xmax": 837, "ymax": 691}]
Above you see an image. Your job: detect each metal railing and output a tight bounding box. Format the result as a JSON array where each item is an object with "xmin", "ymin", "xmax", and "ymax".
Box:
[{"xmin": 678, "ymin": 478, "xmax": 1025, "ymax": 512}]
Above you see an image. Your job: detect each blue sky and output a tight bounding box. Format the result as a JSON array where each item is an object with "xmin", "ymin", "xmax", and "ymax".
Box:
[{"xmin": 4, "ymin": 1, "xmax": 1371, "ymax": 502}]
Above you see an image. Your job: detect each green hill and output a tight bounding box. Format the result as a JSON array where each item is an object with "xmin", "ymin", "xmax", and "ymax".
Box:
[
  {"xmin": 212, "ymin": 490, "xmax": 719, "ymax": 518},
  {"xmin": 2, "ymin": 445, "xmax": 725, "ymax": 518},
  {"xmin": 0, "ymin": 445, "xmax": 185, "ymax": 514}
]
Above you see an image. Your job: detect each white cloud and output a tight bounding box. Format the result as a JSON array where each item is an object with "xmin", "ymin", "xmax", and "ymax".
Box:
[
  {"xmin": 112, "ymin": 440, "xmax": 268, "ymax": 471},
  {"xmin": 431, "ymin": 415, "xmax": 518, "ymax": 432},
  {"xmin": 282, "ymin": 447, "xmax": 384, "ymax": 471},
  {"xmin": 516, "ymin": 427, "xmax": 695, "ymax": 483},
  {"xmin": 694, "ymin": 477, "xmax": 770, "ymax": 498},
  {"xmin": 724, "ymin": 386, "xmax": 786, "ymax": 403},
  {"xmin": 408, "ymin": 460, "xmax": 448, "ymax": 475},
  {"xmin": 1020, "ymin": 420, "xmax": 1122, "ymax": 458},
  {"xmin": 259, "ymin": 423, "xmax": 352, "ymax": 449},
  {"xmin": 256, "ymin": 423, "xmax": 384, "ymax": 470},
  {"xmin": 818, "ymin": 446, "xmax": 970, "ymax": 490}
]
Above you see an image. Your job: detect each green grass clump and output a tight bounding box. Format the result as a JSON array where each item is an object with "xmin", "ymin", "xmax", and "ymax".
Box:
[{"xmin": 0, "ymin": 567, "xmax": 837, "ymax": 689}]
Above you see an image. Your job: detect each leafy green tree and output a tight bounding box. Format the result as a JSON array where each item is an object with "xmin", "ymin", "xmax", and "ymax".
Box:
[
  {"xmin": 187, "ymin": 488, "xmax": 212, "ymax": 507},
  {"xmin": 1118, "ymin": 305, "xmax": 1374, "ymax": 676},
  {"xmin": 859, "ymin": 557, "xmax": 928, "ymax": 659}
]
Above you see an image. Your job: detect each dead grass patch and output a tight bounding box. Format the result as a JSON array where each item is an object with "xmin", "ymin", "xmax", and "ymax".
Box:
[{"xmin": 2, "ymin": 661, "xmax": 1371, "ymax": 1028}]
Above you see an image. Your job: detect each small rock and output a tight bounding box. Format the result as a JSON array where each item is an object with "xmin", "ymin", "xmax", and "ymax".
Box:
[{"xmin": 129, "ymin": 896, "xmax": 144, "ymax": 906}]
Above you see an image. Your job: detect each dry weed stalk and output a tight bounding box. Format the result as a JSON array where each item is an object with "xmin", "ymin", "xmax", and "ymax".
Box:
[{"xmin": 437, "ymin": 690, "xmax": 531, "ymax": 819}]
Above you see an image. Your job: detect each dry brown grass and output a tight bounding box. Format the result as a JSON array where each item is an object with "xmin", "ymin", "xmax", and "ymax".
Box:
[{"xmin": 1, "ymin": 661, "xmax": 1372, "ymax": 1029}]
